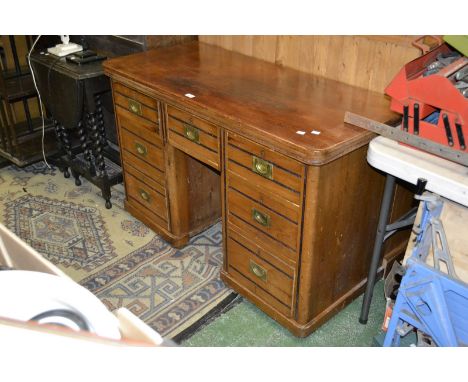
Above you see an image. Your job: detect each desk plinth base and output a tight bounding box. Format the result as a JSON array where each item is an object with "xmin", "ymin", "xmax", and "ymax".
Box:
[{"xmin": 124, "ymin": 201, "xmax": 222, "ymax": 249}]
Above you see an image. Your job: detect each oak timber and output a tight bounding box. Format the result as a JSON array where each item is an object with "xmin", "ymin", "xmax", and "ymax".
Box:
[{"xmin": 103, "ymin": 41, "xmax": 412, "ymax": 337}]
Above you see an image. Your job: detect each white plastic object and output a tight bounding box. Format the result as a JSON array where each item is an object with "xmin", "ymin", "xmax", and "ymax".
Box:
[
  {"xmin": 60, "ymin": 35, "xmax": 70, "ymax": 44},
  {"xmin": 47, "ymin": 35, "xmax": 82, "ymax": 57},
  {"xmin": 0, "ymin": 270, "xmax": 121, "ymax": 340},
  {"xmin": 114, "ymin": 308, "xmax": 164, "ymax": 345},
  {"xmin": 367, "ymin": 136, "xmax": 468, "ymax": 207}
]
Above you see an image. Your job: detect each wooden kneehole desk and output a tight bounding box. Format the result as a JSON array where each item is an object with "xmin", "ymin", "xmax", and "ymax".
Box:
[{"xmin": 103, "ymin": 42, "xmax": 412, "ymax": 337}]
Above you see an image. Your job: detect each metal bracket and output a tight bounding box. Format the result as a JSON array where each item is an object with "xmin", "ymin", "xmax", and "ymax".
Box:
[
  {"xmin": 430, "ymin": 218, "xmax": 458, "ymax": 279},
  {"xmin": 412, "ymin": 194, "xmax": 459, "ymax": 280},
  {"xmin": 344, "ymin": 112, "xmax": 468, "ymax": 166}
]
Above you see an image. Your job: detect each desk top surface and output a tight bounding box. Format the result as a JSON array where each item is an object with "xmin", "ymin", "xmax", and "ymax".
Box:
[{"xmin": 103, "ymin": 41, "xmax": 396, "ymax": 165}]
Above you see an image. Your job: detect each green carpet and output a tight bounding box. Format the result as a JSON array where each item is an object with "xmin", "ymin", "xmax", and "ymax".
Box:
[{"xmin": 183, "ymin": 281, "xmax": 387, "ymax": 346}]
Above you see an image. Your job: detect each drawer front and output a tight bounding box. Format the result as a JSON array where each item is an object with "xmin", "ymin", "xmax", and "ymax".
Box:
[
  {"xmin": 120, "ymin": 128, "xmax": 165, "ymax": 172},
  {"xmin": 226, "ymin": 131, "xmax": 304, "ymax": 264},
  {"xmin": 125, "ymin": 172, "xmax": 168, "ymax": 223},
  {"xmin": 123, "ymin": 153, "xmax": 166, "ymax": 196},
  {"xmin": 113, "ymin": 82, "xmax": 159, "ymax": 125},
  {"xmin": 227, "ymin": 188, "xmax": 299, "ymax": 252},
  {"xmin": 228, "ymin": 212, "xmax": 297, "ymax": 264},
  {"xmin": 126, "ymin": 196, "xmax": 169, "ymax": 232},
  {"xmin": 227, "ymin": 170, "xmax": 301, "ymax": 223},
  {"xmin": 226, "ymin": 132, "xmax": 304, "ymax": 205},
  {"xmin": 166, "ymin": 105, "xmax": 220, "ymax": 170},
  {"xmin": 116, "ymin": 106, "xmax": 161, "ymax": 142},
  {"xmin": 226, "ymin": 229, "xmax": 295, "ymax": 317}
]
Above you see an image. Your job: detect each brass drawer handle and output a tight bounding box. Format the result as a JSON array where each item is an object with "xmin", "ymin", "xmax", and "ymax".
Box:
[
  {"xmin": 252, "ymin": 156, "xmax": 273, "ymax": 180},
  {"xmin": 183, "ymin": 123, "xmax": 200, "ymax": 144},
  {"xmin": 139, "ymin": 189, "xmax": 151, "ymax": 203},
  {"xmin": 249, "ymin": 260, "xmax": 267, "ymax": 282},
  {"xmin": 252, "ymin": 208, "xmax": 271, "ymax": 227},
  {"xmin": 128, "ymin": 99, "xmax": 142, "ymax": 115},
  {"xmin": 134, "ymin": 142, "xmax": 147, "ymax": 157}
]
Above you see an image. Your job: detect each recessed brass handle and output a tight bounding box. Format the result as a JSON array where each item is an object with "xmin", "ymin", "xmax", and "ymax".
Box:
[
  {"xmin": 128, "ymin": 99, "xmax": 142, "ymax": 115},
  {"xmin": 249, "ymin": 260, "xmax": 267, "ymax": 282},
  {"xmin": 139, "ymin": 189, "xmax": 151, "ymax": 203},
  {"xmin": 134, "ymin": 142, "xmax": 147, "ymax": 157},
  {"xmin": 252, "ymin": 156, "xmax": 273, "ymax": 180},
  {"xmin": 183, "ymin": 123, "xmax": 200, "ymax": 143},
  {"xmin": 252, "ymin": 208, "xmax": 271, "ymax": 227}
]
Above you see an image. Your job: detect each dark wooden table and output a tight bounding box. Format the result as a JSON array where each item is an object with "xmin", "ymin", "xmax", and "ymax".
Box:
[{"xmin": 30, "ymin": 51, "xmax": 122, "ymax": 208}]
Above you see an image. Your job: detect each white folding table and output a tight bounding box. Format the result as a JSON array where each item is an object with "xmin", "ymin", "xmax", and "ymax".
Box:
[{"xmin": 359, "ymin": 136, "xmax": 468, "ymax": 324}]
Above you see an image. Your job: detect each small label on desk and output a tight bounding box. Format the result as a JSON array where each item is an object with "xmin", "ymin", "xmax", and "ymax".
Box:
[
  {"xmin": 311, "ymin": 130, "xmax": 321, "ymax": 135},
  {"xmin": 185, "ymin": 93, "xmax": 196, "ymax": 98},
  {"xmin": 296, "ymin": 131, "xmax": 306, "ymax": 135}
]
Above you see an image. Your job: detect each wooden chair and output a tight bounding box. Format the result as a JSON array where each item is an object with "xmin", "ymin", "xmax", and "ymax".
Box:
[{"xmin": 0, "ymin": 35, "xmax": 56, "ymax": 166}]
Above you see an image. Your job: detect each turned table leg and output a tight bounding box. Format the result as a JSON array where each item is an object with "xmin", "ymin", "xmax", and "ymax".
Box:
[
  {"xmin": 53, "ymin": 119, "xmax": 70, "ymax": 177},
  {"xmin": 88, "ymin": 95, "xmax": 112, "ymax": 209}
]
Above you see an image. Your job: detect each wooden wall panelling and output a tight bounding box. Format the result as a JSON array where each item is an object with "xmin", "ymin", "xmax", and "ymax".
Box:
[
  {"xmin": 144, "ymin": 36, "xmax": 197, "ymax": 50},
  {"xmin": 198, "ymin": 35, "xmax": 421, "ymax": 94},
  {"xmin": 200, "ymin": 35, "xmax": 278, "ymax": 63}
]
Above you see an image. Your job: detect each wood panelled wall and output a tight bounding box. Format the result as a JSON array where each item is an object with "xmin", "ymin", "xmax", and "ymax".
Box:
[{"xmin": 199, "ymin": 36, "xmax": 421, "ymax": 94}]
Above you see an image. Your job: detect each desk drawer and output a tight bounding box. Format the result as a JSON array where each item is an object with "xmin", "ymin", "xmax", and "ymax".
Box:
[
  {"xmin": 126, "ymin": 197, "xmax": 169, "ymax": 232},
  {"xmin": 113, "ymin": 82, "xmax": 159, "ymax": 124},
  {"xmin": 116, "ymin": 106, "xmax": 162, "ymax": 142},
  {"xmin": 226, "ymin": 132, "xmax": 304, "ymax": 205},
  {"xmin": 227, "ymin": 170, "xmax": 301, "ymax": 223},
  {"xmin": 166, "ymin": 105, "xmax": 220, "ymax": 170},
  {"xmin": 228, "ymin": 213, "xmax": 298, "ymax": 264},
  {"xmin": 125, "ymin": 172, "xmax": 168, "ymax": 223},
  {"xmin": 120, "ymin": 128, "xmax": 165, "ymax": 172},
  {"xmin": 123, "ymin": 151, "xmax": 166, "ymax": 195},
  {"xmin": 227, "ymin": 188, "xmax": 299, "ymax": 252},
  {"xmin": 227, "ymin": 230, "xmax": 294, "ymax": 317}
]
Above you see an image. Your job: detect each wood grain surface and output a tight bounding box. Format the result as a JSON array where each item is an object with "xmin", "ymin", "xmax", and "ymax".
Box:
[
  {"xmin": 199, "ymin": 35, "xmax": 420, "ymax": 94},
  {"xmin": 103, "ymin": 41, "xmax": 396, "ymax": 165},
  {"xmin": 105, "ymin": 42, "xmax": 414, "ymax": 336}
]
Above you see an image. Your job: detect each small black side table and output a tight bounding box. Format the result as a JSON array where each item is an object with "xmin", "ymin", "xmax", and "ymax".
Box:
[{"xmin": 30, "ymin": 51, "xmax": 122, "ymax": 208}]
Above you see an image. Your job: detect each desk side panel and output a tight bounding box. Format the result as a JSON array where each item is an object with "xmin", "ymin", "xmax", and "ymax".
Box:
[{"xmin": 297, "ymin": 145, "xmax": 410, "ymax": 326}]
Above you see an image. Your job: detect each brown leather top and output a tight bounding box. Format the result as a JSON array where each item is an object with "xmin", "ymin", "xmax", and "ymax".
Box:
[{"xmin": 104, "ymin": 41, "xmax": 395, "ymax": 165}]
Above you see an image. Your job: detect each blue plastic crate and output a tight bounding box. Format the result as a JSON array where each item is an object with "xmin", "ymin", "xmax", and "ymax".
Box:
[
  {"xmin": 384, "ymin": 258, "xmax": 468, "ymax": 346},
  {"xmin": 384, "ymin": 194, "xmax": 468, "ymax": 347}
]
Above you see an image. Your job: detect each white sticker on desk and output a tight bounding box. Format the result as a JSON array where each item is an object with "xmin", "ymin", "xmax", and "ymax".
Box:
[
  {"xmin": 185, "ymin": 93, "xmax": 196, "ymax": 98},
  {"xmin": 296, "ymin": 130, "xmax": 306, "ymax": 135},
  {"xmin": 311, "ymin": 130, "xmax": 321, "ymax": 135}
]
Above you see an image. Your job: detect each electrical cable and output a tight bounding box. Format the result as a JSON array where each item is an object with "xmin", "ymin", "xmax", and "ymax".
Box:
[{"xmin": 27, "ymin": 35, "xmax": 51, "ymax": 169}]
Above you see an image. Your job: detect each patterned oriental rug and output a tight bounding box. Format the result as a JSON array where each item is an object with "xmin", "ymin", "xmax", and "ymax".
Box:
[{"xmin": 0, "ymin": 162, "xmax": 235, "ymax": 340}]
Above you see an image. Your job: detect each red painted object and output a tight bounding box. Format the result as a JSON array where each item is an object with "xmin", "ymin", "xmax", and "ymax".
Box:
[{"xmin": 385, "ymin": 43, "xmax": 468, "ymax": 152}]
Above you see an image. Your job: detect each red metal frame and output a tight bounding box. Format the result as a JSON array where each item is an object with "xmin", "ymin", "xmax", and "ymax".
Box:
[{"xmin": 385, "ymin": 43, "xmax": 468, "ymax": 152}]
